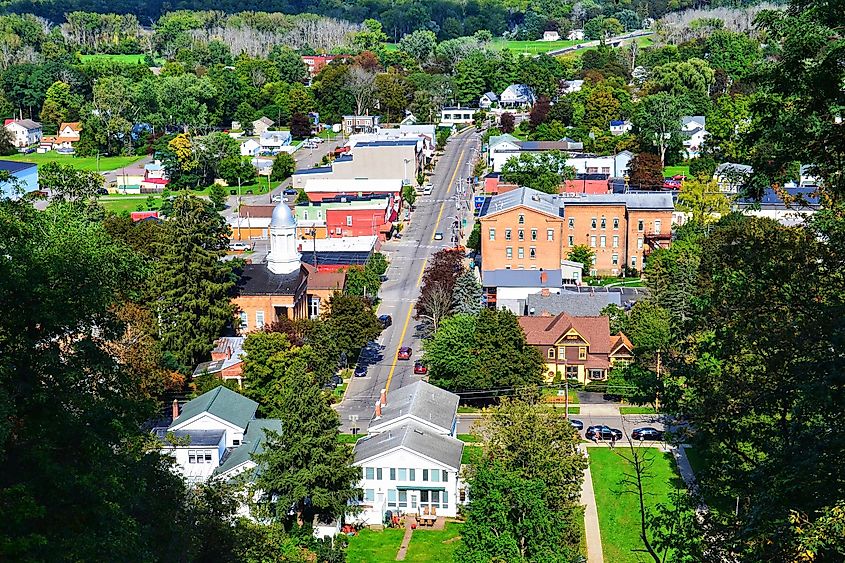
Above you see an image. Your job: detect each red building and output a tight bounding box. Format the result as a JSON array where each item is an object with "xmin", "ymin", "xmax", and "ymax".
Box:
[
  {"xmin": 562, "ymin": 174, "xmax": 610, "ymax": 194},
  {"xmin": 302, "ymin": 55, "xmax": 351, "ymax": 77},
  {"xmin": 325, "ymin": 203, "xmax": 396, "ymax": 239}
]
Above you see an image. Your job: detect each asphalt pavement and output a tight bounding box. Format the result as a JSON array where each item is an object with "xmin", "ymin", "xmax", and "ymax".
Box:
[{"xmin": 335, "ymin": 129, "xmax": 481, "ymax": 433}]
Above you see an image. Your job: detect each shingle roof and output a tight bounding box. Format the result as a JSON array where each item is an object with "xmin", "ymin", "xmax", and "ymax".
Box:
[
  {"xmin": 561, "ymin": 193, "xmax": 674, "ymax": 211},
  {"xmin": 369, "ymin": 381, "xmax": 459, "ymax": 433},
  {"xmin": 236, "ymin": 263, "xmax": 306, "ymax": 296},
  {"xmin": 482, "ymin": 91, "xmax": 498, "ymax": 101},
  {"xmin": 254, "ymin": 116, "xmax": 274, "ymax": 126},
  {"xmin": 8, "ymin": 119, "xmax": 41, "ymax": 129},
  {"xmin": 526, "ymin": 291, "xmax": 621, "ymax": 317},
  {"xmin": 193, "ymin": 337, "xmax": 245, "ymax": 377},
  {"xmin": 482, "ymin": 269, "xmax": 562, "ymax": 288},
  {"xmin": 518, "ymin": 313, "xmax": 613, "ymax": 353},
  {"xmin": 0, "ymin": 160, "xmax": 36, "ymax": 173},
  {"xmin": 354, "ymin": 422, "xmax": 464, "ymax": 469},
  {"xmin": 215, "ymin": 418, "xmax": 282, "ymax": 476},
  {"xmin": 169, "ymin": 386, "xmax": 258, "ymax": 431},
  {"xmin": 153, "ymin": 428, "xmax": 226, "ymax": 447},
  {"xmin": 480, "ymin": 187, "xmax": 562, "ymax": 220}
]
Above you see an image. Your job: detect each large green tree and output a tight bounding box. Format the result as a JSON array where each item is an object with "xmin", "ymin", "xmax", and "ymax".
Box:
[{"xmin": 500, "ymin": 151, "xmax": 575, "ymax": 194}]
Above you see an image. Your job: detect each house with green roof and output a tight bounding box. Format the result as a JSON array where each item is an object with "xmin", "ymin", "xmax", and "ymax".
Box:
[
  {"xmin": 168, "ymin": 386, "xmax": 258, "ymax": 448},
  {"xmin": 215, "ymin": 418, "xmax": 282, "ymax": 480}
]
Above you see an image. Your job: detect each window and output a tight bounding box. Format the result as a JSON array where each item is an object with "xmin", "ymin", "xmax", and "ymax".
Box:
[
  {"xmin": 637, "ymin": 238, "xmax": 644, "ymax": 249},
  {"xmin": 398, "ymin": 468, "xmax": 407, "ymax": 481},
  {"xmin": 188, "ymin": 450, "xmax": 197, "ymax": 464},
  {"xmin": 638, "ymin": 219, "xmax": 644, "ymax": 231},
  {"xmin": 387, "ymin": 489, "xmax": 397, "ymax": 508},
  {"xmin": 547, "ymin": 229, "xmax": 554, "ymax": 241},
  {"xmin": 423, "ymin": 469, "xmax": 429, "ymax": 481},
  {"xmin": 365, "ymin": 467, "xmax": 375, "ymax": 480},
  {"xmin": 589, "ymin": 369, "xmax": 605, "ymax": 380},
  {"xmin": 548, "ymin": 348, "xmax": 555, "ymax": 359},
  {"xmin": 303, "ymin": 210, "xmax": 308, "ymax": 220},
  {"xmin": 601, "ymin": 167, "xmax": 610, "ymax": 174},
  {"xmin": 505, "ymin": 228, "xmax": 512, "ymax": 240},
  {"xmin": 442, "ymin": 471, "xmax": 448, "ymax": 483},
  {"xmin": 390, "ymin": 468, "xmax": 396, "ymax": 480},
  {"xmin": 398, "ymin": 491, "xmax": 408, "ymax": 508},
  {"xmin": 518, "ymin": 229, "xmax": 524, "ymax": 241},
  {"xmin": 579, "ymin": 347, "xmax": 587, "ymax": 360},
  {"xmin": 518, "ymin": 247, "xmax": 524, "ymax": 259},
  {"xmin": 232, "ymin": 440, "xmax": 241, "ymax": 447},
  {"xmin": 612, "ymin": 254, "xmax": 619, "ymax": 265},
  {"xmin": 255, "ymin": 310, "xmax": 265, "ymax": 329},
  {"xmin": 308, "ymin": 297, "xmax": 320, "ymax": 319},
  {"xmin": 239, "ymin": 311, "xmax": 248, "ymax": 330},
  {"xmin": 591, "ymin": 256, "xmax": 596, "ymax": 265},
  {"xmin": 613, "ymin": 218, "xmax": 619, "ymax": 229},
  {"xmin": 531, "ymin": 229, "xmax": 537, "ymax": 240},
  {"xmin": 409, "ymin": 469, "xmax": 416, "ymax": 481},
  {"xmin": 590, "ymin": 236, "xmax": 597, "ymax": 248},
  {"xmin": 431, "ymin": 469, "xmax": 440, "ymax": 482},
  {"xmin": 489, "ymin": 228, "xmax": 495, "ymax": 240},
  {"xmin": 631, "ymin": 256, "xmax": 638, "ymax": 267},
  {"xmin": 518, "ymin": 214, "xmax": 525, "ymax": 224},
  {"xmin": 600, "ymin": 217, "xmax": 606, "ymax": 229},
  {"xmin": 443, "ymin": 490, "xmax": 449, "ymax": 509},
  {"xmin": 600, "ymin": 236, "xmax": 606, "ymax": 248},
  {"xmin": 591, "ymin": 218, "xmax": 597, "ymax": 229},
  {"xmin": 529, "ymin": 247, "xmax": 536, "ymax": 259},
  {"xmin": 364, "ymin": 489, "xmax": 375, "ymax": 502},
  {"xmin": 568, "ymin": 218, "xmax": 575, "ymax": 229},
  {"xmin": 204, "ymin": 452, "xmax": 212, "ymax": 463},
  {"xmin": 568, "ymin": 235, "xmax": 574, "ymax": 246},
  {"xmin": 612, "ymin": 235, "xmax": 619, "ymax": 248},
  {"xmin": 654, "ymin": 220, "xmax": 662, "ymax": 234},
  {"xmin": 377, "ymin": 468, "xmax": 383, "ymax": 480},
  {"xmin": 506, "ymin": 247, "xmax": 512, "ymax": 259},
  {"xmin": 346, "ymin": 215, "xmax": 352, "ymax": 226}
]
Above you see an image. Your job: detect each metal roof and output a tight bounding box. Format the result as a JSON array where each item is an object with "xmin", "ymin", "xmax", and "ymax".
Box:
[
  {"xmin": 561, "ymin": 193, "xmax": 674, "ymax": 211},
  {"xmin": 368, "ymin": 381, "xmax": 459, "ymax": 434},
  {"xmin": 526, "ymin": 290, "xmax": 621, "ymax": 317},
  {"xmin": 480, "ymin": 187, "xmax": 562, "ymax": 219},
  {"xmin": 355, "ymin": 140, "xmax": 418, "ymax": 147},
  {"xmin": 236, "ymin": 263, "xmax": 305, "ymax": 296},
  {"xmin": 170, "ymin": 386, "xmax": 258, "ymax": 431},
  {"xmin": 353, "ymin": 422, "xmax": 464, "ymax": 470},
  {"xmin": 482, "ymin": 269, "xmax": 563, "ymax": 288},
  {"xmin": 0, "ymin": 160, "xmax": 37, "ymax": 173},
  {"xmin": 215, "ymin": 419, "xmax": 282, "ymax": 476}
]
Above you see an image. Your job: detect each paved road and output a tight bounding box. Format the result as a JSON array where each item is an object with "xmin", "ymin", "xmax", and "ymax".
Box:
[
  {"xmin": 455, "ymin": 412, "xmax": 667, "ymax": 438},
  {"xmin": 336, "ymin": 129, "xmax": 481, "ymax": 433}
]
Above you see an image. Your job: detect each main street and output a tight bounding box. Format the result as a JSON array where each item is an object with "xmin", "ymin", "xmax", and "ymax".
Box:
[{"xmin": 335, "ymin": 128, "xmax": 480, "ymax": 433}]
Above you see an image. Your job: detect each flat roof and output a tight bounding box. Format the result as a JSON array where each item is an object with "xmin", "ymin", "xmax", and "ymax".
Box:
[
  {"xmin": 303, "ymin": 178, "xmax": 403, "ymax": 192},
  {"xmin": 0, "ymin": 160, "xmax": 37, "ymax": 173}
]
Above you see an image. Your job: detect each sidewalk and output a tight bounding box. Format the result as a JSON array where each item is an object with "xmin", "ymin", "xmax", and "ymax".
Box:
[{"xmin": 579, "ymin": 444, "xmax": 604, "ymax": 563}]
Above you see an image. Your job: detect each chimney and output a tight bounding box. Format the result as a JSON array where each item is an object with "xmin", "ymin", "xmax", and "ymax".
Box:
[
  {"xmin": 540, "ymin": 271, "xmax": 548, "ymax": 285},
  {"xmin": 541, "ymin": 309, "xmax": 551, "ymax": 317},
  {"xmin": 541, "ymin": 287, "xmax": 550, "ymax": 297},
  {"xmin": 227, "ymin": 344, "xmax": 232, "ymax": 359},
  {"xmin": 374, "ymin": 400, "xmax": 382, "ymax": 419},
  {"xmin": 379, "ymin": 388, "xmax": 387, "ymax": 407},
  {"xmin": 171, "ymin": 399, "xmax": 179, "ymax": 422}
]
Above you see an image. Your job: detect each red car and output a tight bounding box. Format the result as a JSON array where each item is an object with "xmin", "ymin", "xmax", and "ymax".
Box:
[
  {"xmin": 397, "ymin": 346, "xmax": 412, "ymax": 360},
  {"xmin": 414, "ymin": 361, "xmax": 427, "ymax": 375}
]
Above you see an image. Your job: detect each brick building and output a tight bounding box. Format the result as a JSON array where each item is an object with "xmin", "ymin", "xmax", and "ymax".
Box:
[{"xmin": 478, "ymin": 187, "xmax": 674, "ymax": 276}]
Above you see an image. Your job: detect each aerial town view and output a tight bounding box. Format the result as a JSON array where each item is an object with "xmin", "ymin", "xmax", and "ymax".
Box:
[{"xmin": 0, "ymin": 0, "xmax": 842, "ymax": 561}]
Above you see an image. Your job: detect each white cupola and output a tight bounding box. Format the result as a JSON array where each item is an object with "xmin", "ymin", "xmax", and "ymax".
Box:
[{"xmin": 266, "ymin": 202, "xmax": 301, "ymax": 275}]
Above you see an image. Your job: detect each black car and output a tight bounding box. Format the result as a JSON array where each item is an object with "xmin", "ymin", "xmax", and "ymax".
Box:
[
  {"xmin": 569, "ymin": 419, "xmax": 584, "ymax": 431},
  {"xmin": 585, "ymin": 425, "xmax": 623, "ymax": 441},
  {"xmin": 378, "ymin": 314, "xmax": 392, "ymax": 329},
  {"xmin": 631, "ymin": 427, "xmax": 664, "ymax": 441},
  {"xmin": 353, "ymin": 365, "xmax": 367, "ymax": 378},
  {"xmin": 283, "ymin": 188, "xmax": 297, "ymax": 195}
]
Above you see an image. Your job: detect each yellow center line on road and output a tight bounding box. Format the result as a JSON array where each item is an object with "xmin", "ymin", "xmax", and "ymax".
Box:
[
  {"xmin": 431, "ymin": 148, "xmax": 466, "ymax": 242},
  {"xmin": 384, "ymin": 256, "xmax": 428, "ymax": 395}
]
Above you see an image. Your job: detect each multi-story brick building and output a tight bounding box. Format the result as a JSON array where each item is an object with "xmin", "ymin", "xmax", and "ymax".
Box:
[{"xmin": 478, "ymin": 187, "xmax": 674, "ymax": 276}]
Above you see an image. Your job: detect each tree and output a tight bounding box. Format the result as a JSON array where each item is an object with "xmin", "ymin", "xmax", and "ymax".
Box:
[
  {"xmin": 626, "ymin": 300, "xmax": 671, "ymax": 366},
  {"xmin": 209, "ymin": 183, "xmax": 228, "ymax": 211},
  {"xmin": 399, "ymin": 29, "xmax": 437, "ymax": 63},
  {"xmin": 352, "ymin": 19, "xmax": 388, "ymax": 52},
  {"xmin": 500, "ymin": 151, "xmax": 575, "ymax": 194},
  {"xmin": 454, "ymin": 53, "xmax": 486, "ymax": 105},
  {"xmin": 529, "ymin": 95, "xmax": 551, "ymax": 128},
  {"xmin": 401, "ymin": 184, "xmax": 417, "ymax": 207},
  {"xmin": 583, "ymin": 83, "xmax": 622, "ymax": 130},
  {"xmin": 567, "ymin": 244, "xmax": 594, "ymax": 276},
  {"xmin": 152, "ymin": 195, "xmax": 234, "ymax": 370},
  {"xmin": 417, "ymin": 249, "xmax": 464, "ymax": 321},
  {"xmin": 252, "ymin": 368, "xmax": 361, "ymax": 528},
  {"xmin": 601, "ymin": 303, "xmax": 628, "ymax": 334},
  {"xmin": 39, "ymin": 80, "xmax": 81, "ymax": 132},
  {"xmin": 451, "ymin": 270, "xmax": 482, "ymax": 315},
  {"xmin": 38, "ymin": 161, "xmax": 103, "ymax": 203},
  {"xmin": 649, "ymin": 58, "xmax": 715, "ymax": 100},
  {"xmin": 0, "ymin": 128, "xmax": 15, "ymax": 156},
  {"xmin": 290, "ymin": 113, "xmax": 312, "ymax": 139},
  {"xmin": 323, "ymin": 292, "xmax": 382, "ymax": 364},
  {"xmin": 268, "ymin": 45, "xmax": 308, "ymax": 84},
  {"xmin": 499, "ymin": 112, "xmax": 515, "ymax": 133},
  {"xmin": 375, "ymin": 69, "xmax": 411, "ymax": 122},
  {"xmin": 467, "ymin": 221, "xmax": 481, "ymax": 252},
  {"xmin": 676, "ymin": 175, "xmax": 731, "ymax": 225},
  {"xmin": 418, "ymin": 282, "xmax": 453, "ymax": 336},
  {"xmin": 633, "ymin": 93, "xmax": 685, "ymax": 166},
  {"xmin": 218, "ymin": 157, "xmax": 257, "ymax": 187},
  {"xmin": 346, "ymin": 66, "xmax": 377, "ymax": 116},
  {"xmin": 344, "ymin": 266, "xmax": 381, "ymax": 299},
  {"xmin": 627, "ymin": 152, "xmax": 665, "ymax": 191},
  {"xmin": 271, "ymin": 152, "xmax": 296, "ymax": 182}
]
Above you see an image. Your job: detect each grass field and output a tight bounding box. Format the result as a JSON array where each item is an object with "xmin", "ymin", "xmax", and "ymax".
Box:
[
  {"xmin": 586, "ymin": 276, "xmax": 644, "ymax": 287},
  {"xmin": 346, "ymin": 523, "xmax": 463, "ymax": 563},
  {"xmin": 664, "ymin": 165, "xmax": 690, "ymax": 178},
  {"xmin": 99, "ymin": 195, "xmax": 160, "ymax": 214},
  {"xmin": 79, "ymin": 53, "xmax": 164, "ymax": 65},
  {"xmin": 489, "ymin": 38, "xmax": 584, "ymax": 55},
  {"xmin": 4, "ymin": 152, "xmax": 143, "ymax": 172},
  {"xmin": 619, "ymin": 406, "xmax": 659, "ymax": 415},
  {"xmin": 337, "ymin": 433, "xmax": 360, "ymax": 445},
  {"xmin": 589, "ymin": 447, "xmax": 685, "ymax": 563}
]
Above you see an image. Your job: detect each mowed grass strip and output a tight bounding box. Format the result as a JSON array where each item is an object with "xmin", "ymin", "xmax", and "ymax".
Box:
[
  {"xmin": 4, "ymin": 152, "xmax": 142, "ymax": 172},
  {"xmin": 404, "ymin": 522, "xmax": 463, "ymax": 562},
  {"xmin": 346, "ymin": 527, "xmax": 405, "ymax": 563},
  {"xmin": 589, "ymin": 447, "xmax": 685, "ymax": 563}
]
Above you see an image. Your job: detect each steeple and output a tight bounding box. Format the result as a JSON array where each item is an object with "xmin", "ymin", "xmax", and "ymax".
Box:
[{"xmin": 266, "ymin": 202, "xmax": 301, "ymax": 275}]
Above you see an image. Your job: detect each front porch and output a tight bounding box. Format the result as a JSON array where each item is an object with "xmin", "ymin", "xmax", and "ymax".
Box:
[{"xmin": 543, "ymin": 362, "xmax": 608, "ymax": 385}]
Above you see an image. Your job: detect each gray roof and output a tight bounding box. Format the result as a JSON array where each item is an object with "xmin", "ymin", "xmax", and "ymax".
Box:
[
  {"xmin": 482, "ymin": 269, "xmax": 562, "ymax": 288},
  {"xmin": 153, "ymin": 428, "xmax": 226, "ymax": 447},
  {"xmin": 561, "ymin": 192, "xmax": 674, "ymax": 211},
  {"xmin": 526, "ymin": 290, "xmax": 621, "ymax": 317},
  {"xmin": 369, "ymin": 381, "xmax": 459, "ymax": 433},
  {"xmin": 715, "ymin": 162, "xmax": 753, "ymax": 175},
  {"xmin": 170, "ymin": 386, "xmax": 258, "ymax": 431},
  {"xmin": 215, "ymin": 418, "xmax": 282, "ymax": 476},
  {"xmin": 8, "ymin": 119, "xmax": 41, "ymax": 130},
  {"xmin": 354, "ymin": 422, "xmax": 464, "ymax": 469},
  {"xmin": 254, "ymin": 116, "xmax": 273, "ymax": 126},
  {"xmin": 481, "ymin": 91, "xmax": 498, "ymax": 101},
  {"xmin": 481, "ymin": 187, "xmax": 561, "ymax": 219},
  {"xmin": 193, "ymin": 337, "xmax": 244, "ymax": 377},
  {"xmin": 682, "ymin": 115, "xmax": 705, "ymax": 128}
]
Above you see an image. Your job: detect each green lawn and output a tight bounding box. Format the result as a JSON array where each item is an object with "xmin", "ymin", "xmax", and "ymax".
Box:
[
  {"xmin": 346, "ymin": 527, "xmax": 405, "ymax": 563},
  {"xmin": 79, "ymin": 53, "xmax": 164, "ymax": 65},
  {"xmin": 99, "ymin": 196, "xmax": 160, "ymax": 214},
  {"xmin": 489, "ymin": 38, "xmax": 584, "ymax": 55},
  {"xmin": 404, "ymin": 523, "xmax": 464, "ymax": 562},
  {"xmin": 461, "ymin": 445, "xmax": 483, "ymax": 465},
  {"xmin": 4, "ymin": 152, "xmax": 143, "ymax": 172},
  {"xmin": 589, "ymin": 447, "xmax": 685, "ymax": 563},
  {"xmin": 664, "ymin": 165, "xmax": 690, "ymax": 178},
  {"xmin": 457, "ymin": 434, "xmax": 481, "ymax": 443},
  {"xmin": 586, "ymin": 276, "xmax": 644, "ymax": 287},
  {"xmin": 619, "ymin": 406, "xmax": 658, "ymax": 415},
  {"xmin": 336, "ymin": 433, "xmax": 360, "ymax": 445},
  {"xmin": 457, "ymin": 405, "xmax": 482, "ymax": 414}
]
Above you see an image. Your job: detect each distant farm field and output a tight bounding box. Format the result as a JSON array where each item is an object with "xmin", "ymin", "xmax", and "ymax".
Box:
[
  {"xmin": 490, "ymin": 38, "xmax": 584, "ymax": 54},
  {"xmin": 79, "ymin": 53, "xmax": 163, "ymax": 65},
  {"xmin": 4, "ymin": 152, "xmax": 143, "ymax": 172}
]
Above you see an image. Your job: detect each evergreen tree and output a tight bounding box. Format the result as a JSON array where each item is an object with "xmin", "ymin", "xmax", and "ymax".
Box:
[
  {"xmin": 451, "ymin": 269, "xmax": 482, "ymax": 315},
  {"xmin": 323, "ymin": 291, "xmax": 382, "ymax": 364},
  {"xmin": 152, "ymin": 195, "xmax": 235, "ymax": 369},
  {"xmin": 252, "ymin": 368, "xmax": 361, "ymax": 528}
]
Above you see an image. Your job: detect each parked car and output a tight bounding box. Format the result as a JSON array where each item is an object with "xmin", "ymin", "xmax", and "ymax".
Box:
[
  {"xmin": 96, "ymin": 187, "xmax": 109, "ymax": 195},
  {"xmin": 378, "ymin": 314, "xmax": 392, "ymax": 329},
  {"xmin": 585, "ymin": 425, "xmax": 623, "ymax": 441},
  {"xmin": 413, "ymin": 361, "xmax": 427, "ymax": 375},
  {"xmin": 631, "ymin": 427, "xmax": 664, "ymax": 441},
  {"xmin": 310, "ymin": 137, "xmax": 323, "ymax": 144},
  {"xmin": 271, "ymin": 194, "xmax": 282, "ymax": 203},
  {"xmin": 397, "ymin": 347, "xmax": 412, "ymax": 360},
  {"xmin": 353, "ymin": 365, "xmax": 367, "ymax": 378},
  {"xmin": 228, "ymin": 241, "xmax": 251, "ymax": 251},
  {"xmin": 283, "ymin": 188, "xmax": 297, "ymax": 195},
  {"xmin": 423, "ymin": 184, "xmax": 433, "ymax": 196},
  {"xmin": 569, "ymin": 419, "xmax": 584, "ymax": 430},
  {"xmin": 434, "ymin": 232, "xmax": 444, "ymax": 241}
]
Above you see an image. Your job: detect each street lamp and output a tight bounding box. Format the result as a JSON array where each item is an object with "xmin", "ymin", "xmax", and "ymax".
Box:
[{"xmin": 403, "ymin": 158, "xmax": 411, "ymax": 186}]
